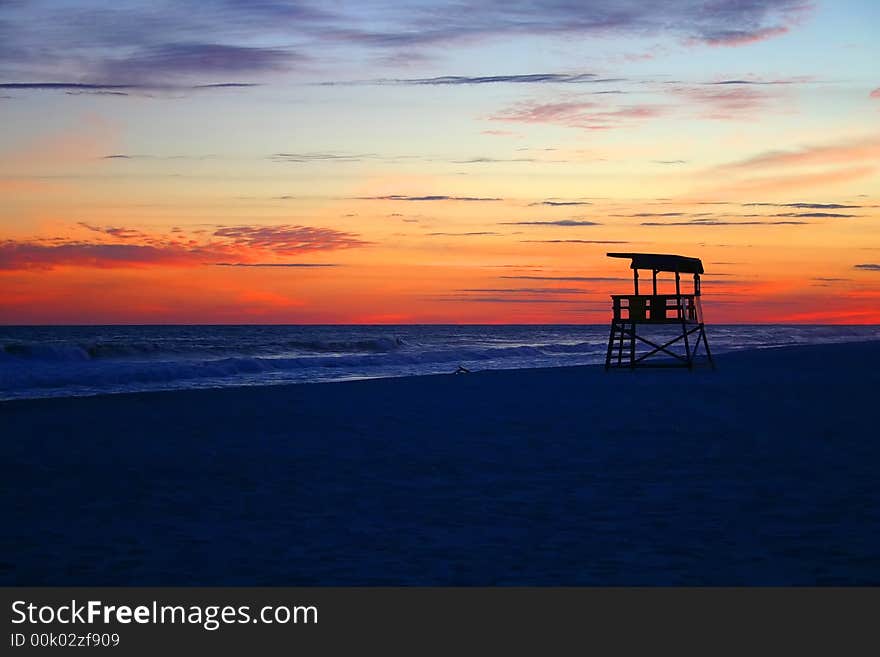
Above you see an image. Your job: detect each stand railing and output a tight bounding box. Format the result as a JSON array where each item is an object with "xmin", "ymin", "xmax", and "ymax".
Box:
[{"xmin": 610, "ymin": 294, "xmax": 700, "ymax": 323}]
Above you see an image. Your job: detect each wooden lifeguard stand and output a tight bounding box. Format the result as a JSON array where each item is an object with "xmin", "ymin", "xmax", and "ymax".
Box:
[{"xmin": 604, "ymin": 252, "xmax": 714, "ymax": 370}]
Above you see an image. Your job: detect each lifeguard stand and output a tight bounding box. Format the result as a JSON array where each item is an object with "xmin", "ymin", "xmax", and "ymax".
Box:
[{"xmin": 604, "ymin": 252, "xmax": 713, "ymax": 370}]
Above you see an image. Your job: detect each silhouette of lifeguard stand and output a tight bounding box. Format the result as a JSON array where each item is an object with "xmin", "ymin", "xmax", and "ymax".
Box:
[{"xmin": 604, "ymin": 252, "xmax": 713, "ymax": 370}]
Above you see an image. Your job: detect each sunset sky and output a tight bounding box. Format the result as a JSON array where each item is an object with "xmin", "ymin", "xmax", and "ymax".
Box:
[{"xmin": 1, "ymin": 0, "xmax": 878, "ymax": 324}]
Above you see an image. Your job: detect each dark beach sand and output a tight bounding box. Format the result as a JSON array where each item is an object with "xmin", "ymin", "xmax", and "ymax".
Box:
[{"xmin": 2, "ymin": 341, "xmax": 880, "ymax": 585}]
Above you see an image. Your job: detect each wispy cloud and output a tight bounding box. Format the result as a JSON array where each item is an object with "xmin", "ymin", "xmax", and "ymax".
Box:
[
  {"xmin": 641, "ymin": 219, "xmax": 807, "ymax": 226},
  {"xmin": 100, "ymin": 43, "xmax": 299, "ymax": 81},
  {"xmin": 78, "ymin": 222, "xmax": 148, "ymax": 240},
  {"xmin": 500, "ymin": 220, "xmax": 600, "ymax": 226},
  {"xmin": 0, "ymin": 1, "xmax": 810, "ymax": 88},
  {"xmin": 696, "ymin": 136, "xmax": 880, "ymax": 196},
  {"xmin": 501, "ymin": 275, "xmax": 627, "ymax": 281},
  {"xmin": 772, "ymin": 212, "xmax": 856, "ymax": 218},
  {"xmin": 0, "ymin": 242, "xmax": 205, "ymax": 270},
  {"xmin": 854, "ymin": 264, "xmax": 880, "ymax": 271},
  {"xmin": 457, "ymin": 288, "xmax": 588, "ymax": 294},
  {"xmin": 615, "ymin": 212, "xmax": 685, "ymax": 217},
  {"xmin": 214, "ymin": 263, "xmax": 339, "ymax": 267},
  {"xmin": 706, "ymin": 77, "xmax": 812, "ymax": 85},
  {"xmin": 426, "ymin": 232, "xmax": 498, "ymax": 236},
  {"xmin": 0, "ymin": 223, "xmax": 367, "ymax": 270},
  {"xmin": 699, "ymin": 25, "xmax": 791, "ymax": 47},
  {"xmin": 521, "ymin": 239, "xmax": 630, "ymax": 244},
  {"xmin": 529, "ymin": 200, "xmax": 592, "ymax": 206},
  {"xmin": 436, "ymin": 296, "xmax": 581, "ymax": 304},
  {"xmin": 489, "ymin": 99, "xmax": 664, "ymax": 131},
  {"xmin": 321, "ymin": 73, "xmax": 617, "ymax": 86},
  {"xmin": 213, "ymin": 225, "xmax": 368, "ymax": 253},
  {"xmin": 718, "ymin": 136, "xmax": 880, "ymax": 170},
  {"xmin": 0, "ymin": 81, "xmax": 259, "ymax": 95},
  {"xmin": 271, "ymin": 152, "xmax": 375, "ymax": 163},
  {"xmin": 869, "ymin": 88, "xmax": 880, "ymax": 99},
  {"xmin": 670, "ymin": 85, "xmax": 777, "ymax": 120},
  {"xmin": 743, "ymin": 202, "xmax": 862, "ymax": 209},
  {"xmin": 355, "ymin": 195, "xmax": 502, "ymax": 202}
]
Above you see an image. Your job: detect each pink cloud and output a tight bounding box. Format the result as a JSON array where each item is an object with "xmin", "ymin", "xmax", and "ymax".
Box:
[
  {"xmin": 699, "ymin": 166, "xmax": 875, "ymax": 196},
  {"xmin": 671, "ymin": 86, "xmax": 776, "ymax": 120},
  {"xmin": 700, "ymin": 25, "xmax": 789, "ymax": 47},
  {"xmin": 717, "ymin": 136, "xmax": 880, "ymax": 170},
  {"xmin": 489, "ymin": 100, "xmax": 664, "ymax": 131},
  {"xmin": 871, "ymin": 88, "xmax": 880, "ymax": 99}
]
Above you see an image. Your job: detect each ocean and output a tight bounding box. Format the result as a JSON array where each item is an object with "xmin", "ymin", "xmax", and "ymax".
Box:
[{"xmin": 1, "ymin": 324, "xmax": 879, "ymax": 401}]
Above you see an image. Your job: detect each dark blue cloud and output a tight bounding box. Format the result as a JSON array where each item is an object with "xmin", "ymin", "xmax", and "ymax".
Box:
[
  {"xmin": 0, "ymin": 1, "xmax": 809, "ymax": 85},
  {"xmin": 0, "ymin": 81, "xmax": 259, "ymax": 94},
  {"xmin": 102, "ymin": 43, "xmax": 298, "ymax": 80}
]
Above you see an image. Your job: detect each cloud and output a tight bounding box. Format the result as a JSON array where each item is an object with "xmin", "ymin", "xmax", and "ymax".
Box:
[
  {"xmin": 450, "ymin": 157, "xmax": 540, "ymax": 164},
  {"xmin": 214, "ymin": 262, "xmax": 339, "ymax": 267},
  {"xmin": 436, "ymin": 296, "xmax": 581, "ymax": 304},
  {"xmin": 529, "ymin": 200, "xmax": 592, "ymax": 206},
  {"xmin": 101, "ymin": 153, "xmax": 218, "ymax": 161},
  {"xmin": 0, "ymin": 223, "xmax": 367, "ymax": 270},
  {"xmin": 500, "ymin": 220, "xmax": 600, "ymax": 226},
  {"xmin": 670, "ymin": 85, "xmax": 776, "ymax": 120},
  {"xmin": 489, "ymin": 99, "xmax": 663, "ymax": 130},
  {"xmin": 653, "ymin": 160, "xmax": 688, "ymax": 165},
  {"xmin": 0, "ymin": 242, "xmax": 204, "ymax": 270},
  {"xmin": 772, "ymin": 212, "xmax": 856, "ymax": 218},
  {"xmin": 0, "ymin": 81, "xmax": 260, "ymax": 95},
  {"xmin": 355, "ymin": 195, "xmax": 502, "ymax": 201},
  {"xmin": 0, "ymin": 1, "xmax": 810, "ymax": 88},
  {"xmin": 271, "ymin": 152, "xmax": 375, "ymax": 163},
  {"xmin": 700, "ymin": 167, "xmax": 876, "ymax": 196},
  {"xmin": 870, "ymin": 88, "xmax": 880, "ymax": 99},
  {"xmin": 743, "ymin": 202, "xmax": 862, "ymax": 208},
  {"xmin": 502, "ymin": 275, "xmax": 628, "ymax": 281},
  {"xmin": 694, "ymin": 137, "xmax": 880, "ymax": 197},
  {"xmin": 699, "ymin": 25, "xmax": 790, "ymax": 46},
  {"xmin": 426, "ymin": 232, "xmax": 498, "ymax": 236},
  {"xmin": 854, "ymin": 264, "xmax": 880, "ymax": 271},
  {"xmin": 706, "ymin": 78, "xmax": 810, "ymax": 85},
  {"xmin": 718, "ymin": 136, "xmax": 880, "ymax": 170},
  {"xmin": 641, "ymin": 219, "xmax": 807, "ymax": 226},
  {"xmin": 457, "ymin": 288, "xmax": 588, "ymax": 294},
  {"xmin": 520, "ymin": 239, "xmax": 630, "ymax": 244},
  {"xmin": 321, "ymin": 0, "xmax": 806, "ymax": 51},
  {"xmin": 0, "ymin": 82, "xmax": 134, "ymax": 91},
  {"xmin": 78, "ymin": 222, "xmax": 148, "ymax": 240},
  {"xmin": 101, "ymin": 42, "xmax": 299, "ymax": 82},
  {"xmin": 616, "ymin": 212, "xmax": 685, "ymax": 217},
  {"xmin": 213, "ymin": 225, "xmax": 368, "ymax": 253},
  {"xmin": 321, "ymin": 73, "xmax": 618, "ymax": 86}
]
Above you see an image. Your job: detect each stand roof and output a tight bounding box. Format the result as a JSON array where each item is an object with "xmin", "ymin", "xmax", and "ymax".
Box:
[{"xmin": 607, "ymin": 252, "xmax": 704, "ymax": 275}]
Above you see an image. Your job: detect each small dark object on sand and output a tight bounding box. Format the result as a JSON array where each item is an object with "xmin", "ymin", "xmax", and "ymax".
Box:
[{"xmin": 455, "ymin": 365, "xmax": 471, "ymax": 374}]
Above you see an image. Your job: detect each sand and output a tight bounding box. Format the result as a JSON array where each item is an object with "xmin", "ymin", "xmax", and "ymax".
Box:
[{"xmin": 2, "ymin": 341, "xmax": 879, "ymax": 585}]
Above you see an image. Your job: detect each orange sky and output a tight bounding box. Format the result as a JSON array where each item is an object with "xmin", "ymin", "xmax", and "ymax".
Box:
[{"xmin": 2, "ymin": 1, "xmax": 879, "ymax": 324}]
